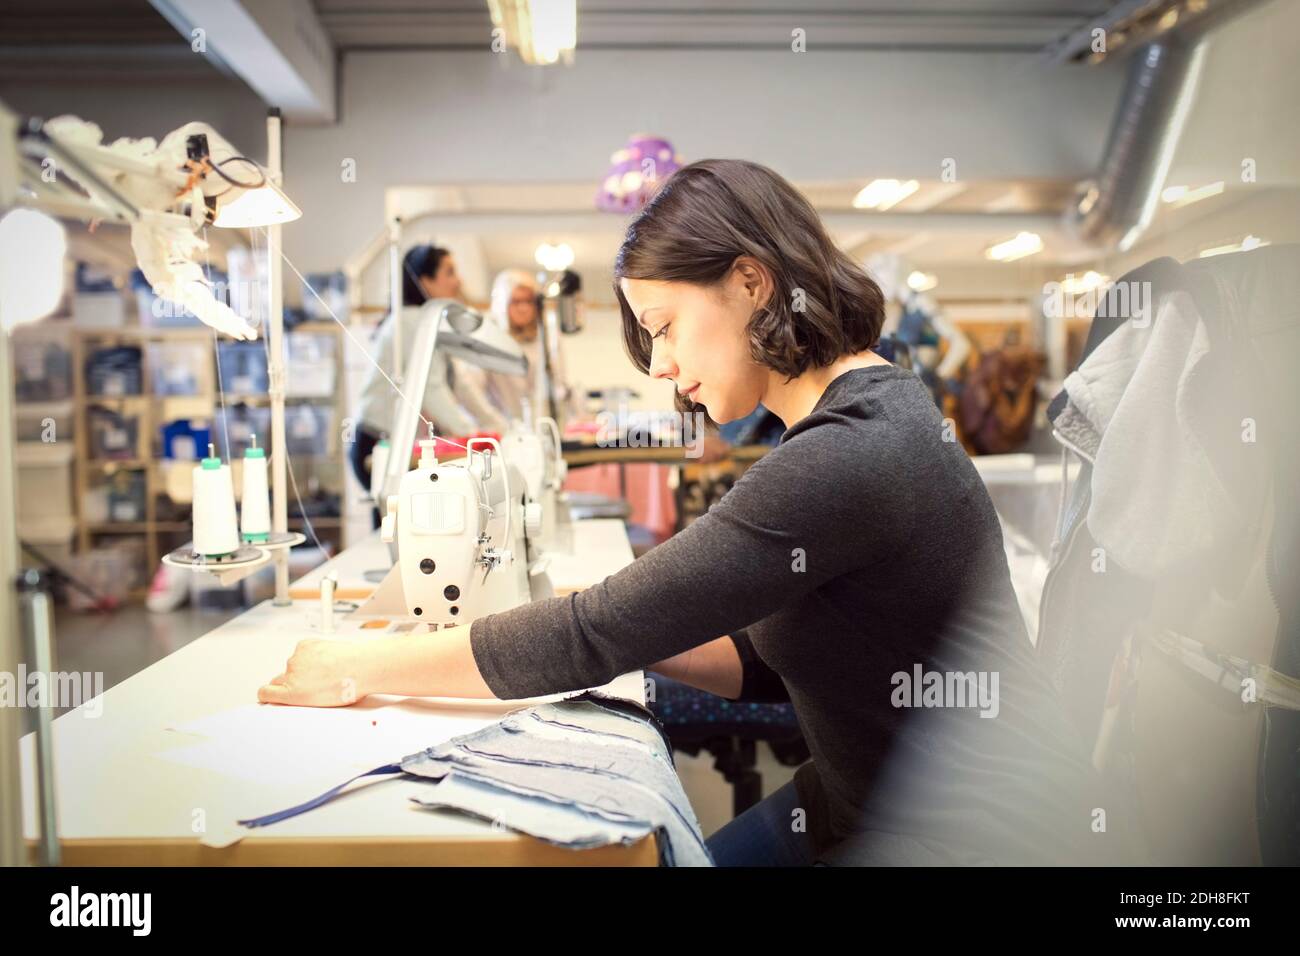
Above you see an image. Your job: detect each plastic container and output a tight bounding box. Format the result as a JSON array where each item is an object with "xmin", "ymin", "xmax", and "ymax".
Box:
[
  {"xmin": 285, "ymin": 404, "xmax": 333, "ymax": 456},
  {"xmin": 12, "ymin": 329, "xmax": 73, "ymax": 402},
  {"xmin": 88, "ymin": 405, "xmax": 141, "ymax": 460},
  {"xmin": 286, "ymin": 331, "xmax": 336, "ymax": 397},
  {"xmin": 160, "ymin": 418, "xmax": 212, "ymax": 461},
  {"xmin": 216, "ymin": 341, "xmax": 269, "ymax": 395},
  {"xmin": 302, "ymin": 272, "xmax": 348, "ymax": 322},
  {"xmin": 106, "ymin": 469, "xmax": 147, "ymax": 523},
  {"xmin": 150, "ymin": 341, "xmax": 211, "ymax": 396},
  {"xmin": 213, "ymin": 405, "xmax": 272, "ymax": 459},
  {"xmin": 85, "ymin": 346, "xmax": 143, "ymax": 397}
]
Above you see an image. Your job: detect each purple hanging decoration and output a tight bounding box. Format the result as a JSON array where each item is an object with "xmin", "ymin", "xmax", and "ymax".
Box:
[{"xmin": 595, "ymin": 134, "xmax": 684, "ymax": 213}]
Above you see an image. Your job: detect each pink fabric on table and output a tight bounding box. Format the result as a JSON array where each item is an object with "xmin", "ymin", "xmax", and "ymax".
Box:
[{"xmin": 563, "ymin": 463, "xmax": 678, "ymax": 544}]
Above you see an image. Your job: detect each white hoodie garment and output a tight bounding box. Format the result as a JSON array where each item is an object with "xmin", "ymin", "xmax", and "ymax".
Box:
[{"xmin": 1053, "ymin": 290, "xmax": 1256, "ymax": 576}]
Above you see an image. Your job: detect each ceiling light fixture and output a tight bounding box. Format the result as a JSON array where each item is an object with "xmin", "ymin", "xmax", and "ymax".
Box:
[
  {"xmin": 852, "ymin": 179, "xmax": 919, "ymax": 211},
  {"xmin": 985, "ymin": 231, "xmax": 1044, "ymax": 262}
]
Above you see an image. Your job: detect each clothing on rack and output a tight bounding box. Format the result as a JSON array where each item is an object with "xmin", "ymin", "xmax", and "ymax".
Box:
[{"xmin": 1039, "ymin": 246, "xmax": 1300, "ymax": 865}]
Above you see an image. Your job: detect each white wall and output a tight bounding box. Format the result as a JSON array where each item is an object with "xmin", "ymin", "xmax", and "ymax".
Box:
[{"xmin": 280, "ymin": 46, "xmax": 1125, "ymax": 273}]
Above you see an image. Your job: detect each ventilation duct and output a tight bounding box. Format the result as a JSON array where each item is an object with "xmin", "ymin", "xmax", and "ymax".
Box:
[{"xmin": 1057, "ymin": 0, "xmax": 1268, "ymax": 252}]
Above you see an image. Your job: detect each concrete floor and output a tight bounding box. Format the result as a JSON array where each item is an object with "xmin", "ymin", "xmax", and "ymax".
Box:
[{"xmin": 31, "ymin": 601, "xmax": 799, "ymax": 839}]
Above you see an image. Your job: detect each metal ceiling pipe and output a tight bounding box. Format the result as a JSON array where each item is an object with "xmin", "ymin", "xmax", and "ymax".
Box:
[{"xmin": 1065, "ymin": 34, "xmax": 1207, "ymax": 252}]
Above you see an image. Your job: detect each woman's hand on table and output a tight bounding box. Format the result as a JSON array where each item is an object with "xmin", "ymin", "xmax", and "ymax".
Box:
[{"xmin": 258, "ymin": 639, "xmax": 376, "ymax": 707}]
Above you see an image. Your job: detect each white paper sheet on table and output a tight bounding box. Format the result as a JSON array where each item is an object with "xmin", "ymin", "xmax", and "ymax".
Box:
[{"xmin": 156, "ymin": 695, "xmax": 540, "ymax": 788}]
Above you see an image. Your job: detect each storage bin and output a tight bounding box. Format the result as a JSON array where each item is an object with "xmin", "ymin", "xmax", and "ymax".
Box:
[
  {"xmin": 285, "ymin": 403, "xmax": 333, "ymax": 456},
  {"xmin": 151, "ymin": 341, "xmax": 212, "ymax": 396},
  {"xmin": 88, "ymin": 405, "xmax": 141, "ymax": 460},
  {"xmin": 85, "ymin": 346, "xmax": 143, "ymax": 396},
  {"xmin": 213, "ymin": 404, "xmax": 272, "ymax": 459},
  {"xmin": 160, "ymin": 418, "xmax": 212, "ymax": 461},
  {"xmin": 286, "ymin": 331, "xmax": 336, "ymax": 397},
  {"xmin": 12, "ymin": 330, "xmax": 73, "ymax": 401},
  {"xmin": 302, "ymin": 272, "xmax": 348, "ymax": 323},
  {"xmin": 216, "ymin": 341, "xmax": 269, "ymax": 395},
  {"xmin": 106, "ymin": 469, "xmax": 146, "ymax": 523}
]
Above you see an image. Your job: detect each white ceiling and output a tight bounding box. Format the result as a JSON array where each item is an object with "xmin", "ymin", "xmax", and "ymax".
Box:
[
  {"xmin": 383, "ymin": 175, "xmax": 1254, "ymax": 284},
  {"xmin": 314, "ymin": 0, "xmax": 1114, "ymax": 52},
  {"xmin": 4, "ymin": 0, "xmax": 1291, "ymax": 301}
]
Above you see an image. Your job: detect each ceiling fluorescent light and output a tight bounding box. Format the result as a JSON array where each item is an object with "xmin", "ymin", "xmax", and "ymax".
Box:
[
  {"xmin": 1200, "ymin": 234, "xmax": 1268, "ymax": 258},
  {"xmin": 906, "ymin": 270, "xmax": 938, "ymax": 292},
  {"xmin": 1060, "ymin": 270, "xmax": 1109, "ymax": 294},
  {"xmin": 1164, "ymin": 181, "xmax": 1224, "ymax": 208},
  {"xmin": 852, "ymin": 179, "xmax": 919, "ymax": 211},
  {"xmin": 488, "ymin": 0, "xmax": 577, "ymax": 66},
  {"xmin": 535, "ymin": 241, "xmax": 574, "ymax": 272},
  {"xmin": 985, "ymin": 232, "xmax": 1044, "ymax": 262}
]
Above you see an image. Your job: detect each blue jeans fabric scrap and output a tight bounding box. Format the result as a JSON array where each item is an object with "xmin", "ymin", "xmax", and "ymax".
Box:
[{"xmin": 238, "ymin": 691, "xmax": 712, "ymax": 866}]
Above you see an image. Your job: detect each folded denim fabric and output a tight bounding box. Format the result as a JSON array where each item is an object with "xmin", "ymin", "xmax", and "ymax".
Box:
[
  {"xmin": 412, "ymin": 770, "xmax": 655, "ymax": 850},
  {"xmin": 400, "ymin": 695, "xmax": 711, "ymax": 866},
  {"xmin": 239, "ymin": 691, "xmax": 711, "ymax": 866}
]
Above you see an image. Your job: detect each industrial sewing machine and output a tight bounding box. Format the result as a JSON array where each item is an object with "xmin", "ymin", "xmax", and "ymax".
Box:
[
  {"xmin": 354, "ymin": 417, "xmax": 579, "ymax": 629},
  {"xmin": 355, "ymin": 299, "xmax": 570, "ymax": 628},
  {"xmin": 501, "ymin": 415, "xmax": 574, "ymax": 564},
  {"xmin": 355, "ymin": 435, "xmax": 541, "ymax": 627}
]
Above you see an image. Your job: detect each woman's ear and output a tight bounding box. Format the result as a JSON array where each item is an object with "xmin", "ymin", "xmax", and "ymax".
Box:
[{"xmin": 732, "ymin": 256, "xmax": 775, "ymax": 310}]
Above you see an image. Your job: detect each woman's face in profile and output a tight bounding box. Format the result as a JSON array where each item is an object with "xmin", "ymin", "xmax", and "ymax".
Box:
[
  {"xmin": 620, "ymin": 268, "xmax": 768, "ymax": 423},
  {"xmin": 422, "ymin": 254, "xmax": 463, "ymax": 300}
]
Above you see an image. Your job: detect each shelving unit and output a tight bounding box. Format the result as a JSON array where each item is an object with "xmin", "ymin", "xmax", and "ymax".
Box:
[{"xmin": 66, "ymin": 322, "xmax": 348, "ymax": 600}]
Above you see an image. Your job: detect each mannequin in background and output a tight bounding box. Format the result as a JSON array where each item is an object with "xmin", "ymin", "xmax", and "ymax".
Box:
[{"xmin": 349, "ymin": 244, "xmax": 507, "ymax": 522}]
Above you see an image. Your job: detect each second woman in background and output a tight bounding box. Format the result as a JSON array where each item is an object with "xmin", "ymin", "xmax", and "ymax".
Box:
[{"xmin": 349, "ymin": 244, "xmax": 507, "ymax": 517}]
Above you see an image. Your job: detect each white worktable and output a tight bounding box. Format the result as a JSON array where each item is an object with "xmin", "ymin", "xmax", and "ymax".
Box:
[{"xmin": 20, "ymin": 519, "xmax": 658, "ymax": 865}]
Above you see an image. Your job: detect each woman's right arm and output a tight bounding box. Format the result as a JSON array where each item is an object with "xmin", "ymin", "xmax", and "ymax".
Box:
[{"xmin": 469, "ymin": 415, "xmax": 889, "ymax": 702}]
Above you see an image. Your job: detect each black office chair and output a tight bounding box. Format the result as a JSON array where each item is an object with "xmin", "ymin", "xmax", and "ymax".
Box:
[{"xmin": 650, "ymin": 674, "xmax": 808, "ymax": 817}]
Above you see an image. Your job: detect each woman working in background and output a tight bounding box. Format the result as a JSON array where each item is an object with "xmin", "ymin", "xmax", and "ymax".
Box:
[
  {"xmin": 348, "ymin": 244, "xmax": 508, "ymax": 513},
  {"xmin": 471, "ymin": 267, "xmax": 583, "ymax": 426},
  {"xmin": 465, "ymin": 268, "xmax": 542, "ymax": 424}
]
